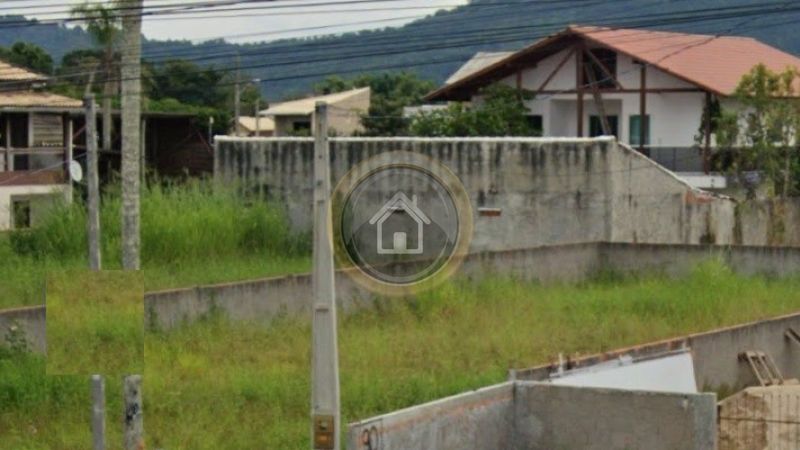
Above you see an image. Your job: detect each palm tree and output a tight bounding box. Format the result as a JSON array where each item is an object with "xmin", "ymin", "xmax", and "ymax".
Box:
[{"xmin": 71, "ymin": 2, "xmax": 120, "ymax": 153}]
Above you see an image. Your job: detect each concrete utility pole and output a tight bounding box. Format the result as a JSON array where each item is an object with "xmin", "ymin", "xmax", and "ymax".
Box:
[
  {"xmin": 91, "ymin": 375, "xmax": 105, "ymax": 450},
  {"xmin": 310, "ymin": 101, "xmax": 340, "ymax": 450},
  {"xmin": 123, "ymin": 375, "xmax": 143, "ymax": 450},
  {"xmin": 120, "ymin": 0, "xmax": 142, "ymax": 270},
  {"xmin": 85, "ymin": 95, "xmax": 102, "ymax": 271},
  {"xmin": 234, "ymin": 54, "xmax": 241, "ymax": 136}
]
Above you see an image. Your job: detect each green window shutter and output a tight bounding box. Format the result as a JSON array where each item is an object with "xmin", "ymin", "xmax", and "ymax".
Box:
[{"xmin": 629, "ymin": 115, "xmax": 650, "ymax": 146}]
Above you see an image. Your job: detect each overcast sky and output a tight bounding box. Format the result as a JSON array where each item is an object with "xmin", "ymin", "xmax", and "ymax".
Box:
[{"xmin": 6, "ymin": 0, "xmax": 468, "ymax": 43}]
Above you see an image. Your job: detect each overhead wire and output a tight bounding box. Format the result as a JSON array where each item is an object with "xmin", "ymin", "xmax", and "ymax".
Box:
[{"xmin": 7, "ymin": 0, "xmax": 794, "ymax": 96}]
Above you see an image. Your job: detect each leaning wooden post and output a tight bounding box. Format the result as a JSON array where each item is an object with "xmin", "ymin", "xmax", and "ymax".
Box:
[
  {"xmin": 91, "ymin": 375, "xmax": 105, "ymax": 450},
  {"xmin": 85, "ymin": 95, "xmax": 102, "ymax": 271},
  {"xmin": 311, "ymin": 101, "xmax": 340, "ymax": 450},
  {"xmin": 123, "ymin": 375, "xmax": 143, "ymax": 450}
]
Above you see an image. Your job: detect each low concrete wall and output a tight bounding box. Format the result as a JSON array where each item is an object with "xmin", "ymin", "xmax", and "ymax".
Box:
[
  {"xmin": 0, "ymin": 305, "xmax": 45, "ymax": 354},
  {"xmin": 513, "ymin": 311, "xmax": 800, "ymax": 394},
  {"xmin": 513, "ymin": 382, "xmax": 717, "ymax": 450},
  {"xmin": 348, "ymin": 382, "xmax": 716, "ymax": 450},
  {"xmin": 347, "ymin": 382, "xmax": 515, "ymax": 450},
  {"xmin": 3, "ymin": 242, "xmax": 800, "ymax": 355}
]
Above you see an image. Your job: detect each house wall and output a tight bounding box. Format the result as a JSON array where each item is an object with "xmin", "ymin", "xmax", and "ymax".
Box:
[
  {"xmin": 274, "ymin": 115, "xmax": 312, "ymax": 136},
  {"xmin": 0, "ymin": 184, "xmax": 66, "ymax": 230},
  {"xmin": 497, "ymin": 48, "xmax": 706, "ymax": 152}
]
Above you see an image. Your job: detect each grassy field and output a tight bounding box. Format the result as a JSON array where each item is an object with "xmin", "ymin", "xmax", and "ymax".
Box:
[
  {"xmin": 0, "ymin": 180, "xmax": 310, "ymax": 310},
  {"xmin": 45, "ymin": 271, "xmax": 144, "ymax": 376},
  {"xmin": 2, "ymin": 262, "xmax": 800, "ymax": 449}
]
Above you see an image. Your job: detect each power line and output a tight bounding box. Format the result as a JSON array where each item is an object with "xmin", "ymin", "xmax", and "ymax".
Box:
[{"xmin": 13, "ymin": 1, "xmax": 796, "ymax": 94}]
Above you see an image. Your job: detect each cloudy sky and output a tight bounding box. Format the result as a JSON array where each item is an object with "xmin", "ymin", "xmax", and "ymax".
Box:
[{"xmin": 5, "ymin": 0, "xmax": 468, "ymax": 43}]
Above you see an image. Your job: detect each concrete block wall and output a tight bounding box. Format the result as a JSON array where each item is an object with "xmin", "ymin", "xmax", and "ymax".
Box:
[
  {"xmin": 0, "ymin": 305, "xmax": 46, "ymax": 354},
  {"xmin": 348, "ymin": 382, "xmax": 717, "ymax": 450},
  {"xmin": 347, "ymin": 382, "xmax": 515, "ymax": 450},
  {"xmin": 4, "ymin": 242, "xmax": 800, "ymax": 357},
  {"xmin": 512, "ymin": 383, "xmax": 717, "ymax": 450},
  {"xmin": 215, "ymin": 136, "xmax": 800, "ymax": 249},
  {"xmin": 513, "ymin": 309, "xmax": 800, "ymax": 394}
]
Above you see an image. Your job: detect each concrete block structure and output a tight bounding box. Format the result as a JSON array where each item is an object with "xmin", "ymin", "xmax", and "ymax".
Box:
[
  {"xmin": 348, "ymin": 382, "xmax": 717, "ymax": 450},
  {"xmin": 215, "ymin": 136, "xmax": 800, "ymax": 248}
]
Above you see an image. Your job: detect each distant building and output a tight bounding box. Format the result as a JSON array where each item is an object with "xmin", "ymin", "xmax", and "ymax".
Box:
[
  {"xmin": 234, "ymin": 115, "xmax": 275, "ymax": 137},
  {"xmin": 0, "ymin": 60, "xmax": 211, "ymax": 230},
  {"xmin": 261, "ymin": 87, "xmax": 370, "ymax": 136},
  {"xmin": 425, "ymin": 25, "xmax": 800, "ymax": 186}
]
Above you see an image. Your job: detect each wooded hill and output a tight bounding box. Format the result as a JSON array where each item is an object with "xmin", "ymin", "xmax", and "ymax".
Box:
[{"xmin": 0, "ymin": 0, "xmax": 797, "ymax": 100}]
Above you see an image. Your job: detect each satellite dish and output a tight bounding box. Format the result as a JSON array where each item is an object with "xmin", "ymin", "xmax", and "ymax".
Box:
[{"xmin": 69, "ymin": 160, "xmax": 83, "ymax": 183}]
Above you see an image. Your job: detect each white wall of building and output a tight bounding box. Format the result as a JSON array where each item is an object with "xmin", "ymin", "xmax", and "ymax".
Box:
[
  {"xmin": 494, "ymin": 46, "xmax": 706, "ymax": 147},
  {"xmin": 0, "ymin": 184, "xmax": 67, "ymax": 230}
]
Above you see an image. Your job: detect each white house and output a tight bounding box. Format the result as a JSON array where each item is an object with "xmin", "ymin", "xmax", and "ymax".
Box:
[
  {"xmin": 0, "ymin": 61, "xmax": 82, "ymax": 230},
  {"xmin": 260, "ymin": 87, "xmax": 371, "ymax": 136},
  {"xmin": 426, "ymin": 25, "xmax": 800, "ymax": 184}
]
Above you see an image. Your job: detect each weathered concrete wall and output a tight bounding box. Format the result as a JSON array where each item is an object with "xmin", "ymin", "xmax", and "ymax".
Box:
[
  {"xmin": 0, "ymin": 305, "xmax": 45, "ymax": 354},
  {"xmin": 513, "ymin": 382, "xmax": 717, "ymax": 450},
  {"xmin": 347, "ymin": 382, "xmax": 515, "ymax": 450},
  {"xmin": 513, "ymin": 310, "xmax": 800, "ymax": 394},
  {"xmin": 215, "ymin": 136, "xmax": 800, "ymax": 249},
  {"xmin": 347, "ymin": 382, "xmax": 716, "ymax": 450},
  {"xmin": 4, "ymin": 242, "xmax": 800, "ymax": 351}
]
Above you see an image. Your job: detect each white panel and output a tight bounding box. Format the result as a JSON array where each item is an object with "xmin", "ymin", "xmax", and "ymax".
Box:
[{"xmin": 549, "ymin": 351, "xmax": 697, "ymax": 394}]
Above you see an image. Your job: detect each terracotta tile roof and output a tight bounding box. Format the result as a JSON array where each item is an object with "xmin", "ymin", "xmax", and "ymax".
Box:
[
  {"xmin": 0, "ymin": 60, "xmax": 48, "ymax": 82},
  {"xmin": 0, "ymin": 91, "xmax": 82, "ymax": 109},
  {"xmin": 427, "ymin": 25, "xmax": 800, "ymax": 100},
  {"xmin": 571, "ymin": 25, "xmax": 800, "ymax": 95}
]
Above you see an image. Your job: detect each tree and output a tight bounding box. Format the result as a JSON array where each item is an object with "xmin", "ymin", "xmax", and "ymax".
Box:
[
  {"xmin": 313, "ymin": 72, "xmax": 436, "ymax": 136},
  {"xmin": 147, "ymin": 59, "xmax": 227, "ymax": 108},
  {"xmin": 0, "ymin": 42, "xmax": 54, "ymax": 74},
  {"xmin": 709, "ymin": 64, "xmax": 800, "ymax": 198},
  {"xmin": 71, "ymin": 2, "xmax": 121, "ymax": 152},
  {"xmin": 409, "ymin": 83, "xmax": 538, "ymax": 137}
]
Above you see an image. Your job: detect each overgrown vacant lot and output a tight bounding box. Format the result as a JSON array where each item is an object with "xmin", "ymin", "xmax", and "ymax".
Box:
[
  {"xmin": 46, "ymin": 270, "xmax": 144, "ymax": 376},
  {"xmin": 2, "ymin": 262, "xmax": 800, "ymax": 449},
  {"xmin": 0, "ymin": 181, "xmax": 310, "ymax": 310}
]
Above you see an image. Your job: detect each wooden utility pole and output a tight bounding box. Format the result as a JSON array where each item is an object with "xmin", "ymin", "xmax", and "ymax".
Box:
[
  {"xmin": 120, "ymin": 0, "xmax": 142, "ymax": 270},
  {"xmin": 91, "ymin": 375, "xmax": 105, "ymax": 450},
  {"xmin": 639, "ymin": 62, "xmax": 648, "ymax": 156},
  {"xmin": 576, "ymin": 44, "xmax": 584, "ymax": 137},
  {"xmin": 311, "ymin": 101, "xmax": 340, "ymax": 450},
  {"xmin": 85, "ymin": 95, "xmax": 102, "ymax": 271},
  {"xmin": 123, "ymin": 375, "xmax": 143, "ymax": 450},
  {"xmin": 254, "ymin": 78, "xmax": 261, "ymax": 136}
]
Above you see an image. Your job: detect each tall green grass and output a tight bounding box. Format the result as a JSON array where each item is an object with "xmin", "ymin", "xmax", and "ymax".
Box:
[
  {"xmin": 2, "ymin": 263, "xmax": 800, "ymax": 449},
  {"xmin": 0, "ymin": 180, "xmax": 310, "ymax": 309}
]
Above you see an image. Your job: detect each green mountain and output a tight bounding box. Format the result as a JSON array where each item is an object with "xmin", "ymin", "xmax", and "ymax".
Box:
[{"xmin": 0, "ymin": 0, "xmax": 797, "ymax": 100}]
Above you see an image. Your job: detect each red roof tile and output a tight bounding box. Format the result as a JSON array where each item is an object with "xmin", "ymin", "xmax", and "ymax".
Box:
[
  {"xmin": 426, "ymin": 25, "xmax": 800, "ymax": 100},
  {"xmin": 571, "ymin": 25, "xmax": 800, "ymax": 95}
]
